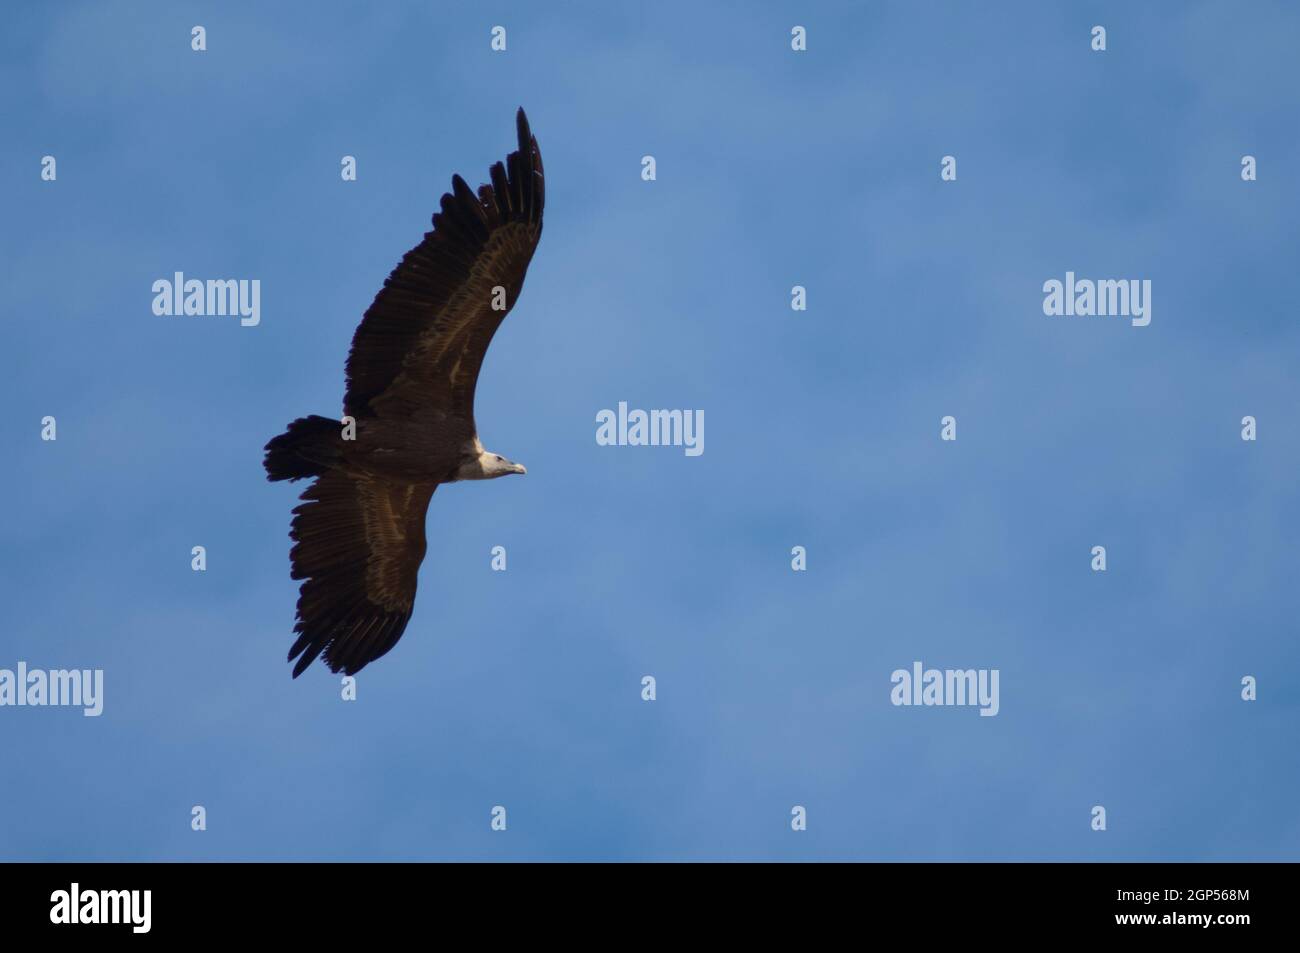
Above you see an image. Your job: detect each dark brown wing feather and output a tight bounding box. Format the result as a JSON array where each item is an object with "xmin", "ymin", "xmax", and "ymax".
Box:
[
  {"xmin": 286, "ymin": 471, "xmax": 436, "ymax": 677},
  {"xmin": 343, "ymin": 108, "xmax": 545, "ymax": 429}
]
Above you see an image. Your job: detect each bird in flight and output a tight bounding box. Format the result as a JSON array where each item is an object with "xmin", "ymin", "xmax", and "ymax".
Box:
[{"xmin": 263, "ymin": 108, "xmax": 544, "ymax": 678}]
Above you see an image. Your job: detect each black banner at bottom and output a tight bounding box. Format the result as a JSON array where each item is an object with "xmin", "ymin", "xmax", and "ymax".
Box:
[{"xmin": 0, "ymin": 862, "xmax": 1280, "ymax": 939}]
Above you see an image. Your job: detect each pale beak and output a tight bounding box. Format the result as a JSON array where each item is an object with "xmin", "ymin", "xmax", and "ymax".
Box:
[{"xmin": 511, "ymin": 462, "xmax": 527, "ymax": 475}]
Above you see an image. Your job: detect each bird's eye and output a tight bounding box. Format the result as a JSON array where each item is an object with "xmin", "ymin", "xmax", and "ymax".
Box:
[{"xmin": 495, "ymin": 455, "xmax": 503, "ymax": 461}]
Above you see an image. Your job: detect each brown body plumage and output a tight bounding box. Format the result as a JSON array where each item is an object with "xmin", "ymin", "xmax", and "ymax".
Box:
[{"xmin": 263, "ymin": 109, "xmax": 545, "ymax": 677}]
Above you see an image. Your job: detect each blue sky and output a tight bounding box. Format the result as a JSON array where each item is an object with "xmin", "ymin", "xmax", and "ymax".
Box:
[{"xmin": 2, "ymin": 0, "xmax": 1297, "ymax": 860}]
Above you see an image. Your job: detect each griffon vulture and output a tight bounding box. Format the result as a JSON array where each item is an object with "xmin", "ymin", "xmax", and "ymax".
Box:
[{"xmin": 263, "ymin": 108, "xmax": 544, "ymax": 677}]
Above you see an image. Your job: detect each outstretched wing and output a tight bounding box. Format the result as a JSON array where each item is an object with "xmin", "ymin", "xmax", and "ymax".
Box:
[
  {"xmin": 286, "ymin": 471, "xmax": 436, "ymax": 677},
  {"xmin": 343, "ymin": 107, "xmax": 545, "ymax": 429}
]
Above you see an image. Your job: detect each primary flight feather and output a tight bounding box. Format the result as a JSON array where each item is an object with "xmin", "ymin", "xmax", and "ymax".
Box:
[{"xmin": 263, "ymin": 108, "xmax": 544, "ymax": 678}]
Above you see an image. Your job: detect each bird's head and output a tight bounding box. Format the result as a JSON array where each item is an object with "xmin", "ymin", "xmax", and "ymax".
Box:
[{"xmin": 483, "ymin": 452, "xmax": 527, "ymax": 478}]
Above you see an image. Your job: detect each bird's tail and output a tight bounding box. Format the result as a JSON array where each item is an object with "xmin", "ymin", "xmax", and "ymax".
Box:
[{"xmin": 263, "ymin": 415, "xmax": 344, "ymax": 482}]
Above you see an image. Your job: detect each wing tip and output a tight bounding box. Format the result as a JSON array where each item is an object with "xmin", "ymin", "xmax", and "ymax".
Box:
[
  {"xmin": 515, "ymin": 107, "xmax": 539, "ymax": 163},
  {"xmin": 289, "ymin": 648, "xmax": 313, "ymax": 679}
]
